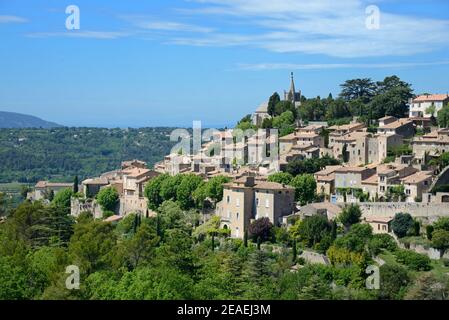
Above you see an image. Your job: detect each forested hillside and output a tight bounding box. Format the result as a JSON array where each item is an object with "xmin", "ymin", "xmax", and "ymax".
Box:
[
  {"xmin": 0, "ymin": 127, "xmax": 176, "ymax": 183},
  {"xmin": 0, "ymin": 111, "xmax": 62, "ymax": 129}
]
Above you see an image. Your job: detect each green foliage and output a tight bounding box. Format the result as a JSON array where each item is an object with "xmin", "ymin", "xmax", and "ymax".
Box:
[
  {"xmin": 437, "ymin": 103, "xmax": 449, "ymax": 128},
  {"xmin": 394, "ymin": 249, "xmax": 432, "ymax": 271},
  {"xmin": 286, "ymin": 155, "xmax": 340, "ymax": 176},
  {"xmin": 368, "ymin": 234, "xmax": 397, "ymax": 256},
  {"xmin": 334, "ymin": 223, "xmax": 373, "ymax": 253},
  {"xmin": 338, "ymin": 204, "xmax": 362, "ymax": 229},
  {"xmin": 431, "ymin": 229, "xmax": 449, "ymax": 257},
  {"xmin": 290, "ymin": 174, "xmax": 316, "ymax": 205},
  {"xmin": 51, "ymin": 188, "xmax": 73, "ymax": 211},
  {"xmin": 144, "ymin": 174, "xmax": 169, "ymax": 210},
  {"xmin": 0, "ymin": 127, "xmax": 175, "ymax": 183},
  {"xmin": 96, "ymin": 187, "xmax": 119, "ymax": 212},
  {"xmin": 176, "ymin": 174, "xmax": 204, "ymax": 210},
  {"xmin": 267, "ymin": 92, "xmax": 280, "ymax": 116},
  {"xmin": 391, "ymin": 212, "xmax": 414, "ymax": 238},
  {"xmin": 293, "ymin": 215, "xmax": 332, "ymax": 250},
  {"xmin": 267, "ymin": 172, "xmax": 293, "ymax": 185},
  {"xmin": 379, "ymin": 264, "xmax": 410, "ymax": 300}
]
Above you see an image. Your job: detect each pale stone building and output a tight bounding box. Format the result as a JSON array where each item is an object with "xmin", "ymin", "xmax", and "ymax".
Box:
[
  {"xmin": 216, "ymin": 176, "xmax": 295, "ymax": 239},
  {"xmin": 409, "ymin": 94, "xmax": 449, "ymax": 118}
]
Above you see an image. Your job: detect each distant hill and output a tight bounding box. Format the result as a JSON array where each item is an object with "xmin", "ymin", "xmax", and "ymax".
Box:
[{"xmin": 0, "ymin": 111, "xmax": 62, "ymax": 128}]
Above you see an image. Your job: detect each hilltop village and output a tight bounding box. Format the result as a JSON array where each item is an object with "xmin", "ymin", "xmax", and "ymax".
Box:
[
  {"xmin": 10, "ymin": 74, "xmax": 449, "ymax": 299},
  {"xmin": 28, "ymin": 75, "xmax": 449, "ymax": 240}
]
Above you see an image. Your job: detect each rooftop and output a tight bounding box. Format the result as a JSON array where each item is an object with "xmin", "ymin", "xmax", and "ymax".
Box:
[
  {"xmin": 413, "ymin": 94, "xmax": 449, "ymax": 102},
  {"xmin": 401, "ymin": 171, "xmax": 433, "ymax": 184},
  {"xmin": 35, "ymin": 181, "xmax": 73, "ymax": 189}
]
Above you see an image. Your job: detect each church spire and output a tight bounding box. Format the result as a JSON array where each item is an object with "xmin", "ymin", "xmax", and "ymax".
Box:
[{"xmin": 289, "ymin": 72, "xmax": 295, "ymax": 95}]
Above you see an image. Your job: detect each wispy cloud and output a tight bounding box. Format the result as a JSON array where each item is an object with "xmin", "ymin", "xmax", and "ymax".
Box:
[
  {"xmin": 26, "ymin": 31, "xmax": 129, "ymax": 39},
  {"xmin": 236, "ymin": 61, "xmax": 449, "ymax": 71},
  {"xmin": 120, "ymin": 15, "xmax": 214, "ymax": 33},
  {"xmin": 170, "ymin": 0, "xmax": 449, "ymax": 58},
  {"xmin": 0, "ymin": 15, "xmax": 28, "ymax": 24}
]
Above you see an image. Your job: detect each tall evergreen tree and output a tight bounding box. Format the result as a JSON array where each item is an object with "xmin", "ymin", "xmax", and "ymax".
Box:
[{"xmin": 73, "ymin": 176, "xmax": 79, "ymax": 194}]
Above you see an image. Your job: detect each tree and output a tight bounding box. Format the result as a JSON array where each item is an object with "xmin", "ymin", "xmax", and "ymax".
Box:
[
  {"xmin": 73, "ymin": 176, "xmax": 79, "ymax": 194},
  {"xmin": 176, "ymin": 174, "xmax": 204, "ymax": 210},
  {"xmin": 294, "ymin": 215, "xmax": 332, "ymax": 248},
  {"xmin": 290, "ymin": 174, "xmax": 316, "ymax": 205},
  {"xmin": 431, "ymin": 229, "xmax": 449, "ymax": 258},
  {"xmin": 338, "ymin": 204, "xmax": 362, "ymax": 230},
  {"xmin": 116, "ymin": 223, "xmax": 160, "ymax": 270},
  {"xmin": 267, "ymin": 172, "xmax": 293, "ymax": 185},
  {"xmin": 144, "ymin": 174, "xmax": 170, "ymax": 210},
  {"xmin": 426, "ymin": 225, "xmax": 434, "ymax": 240},
  {"xmin": 248, "ymin": 217, "xmax": 273, "ymax": 242},
  {"xmin": 391, "ymin": 212, "xmax": 414, "ymax": 238},
  {"xmin": 437, "ymin": 103, "xmax": 449, "ymax": 128},
  {"xmin": 68, "ymin": 220, "xmax": 117, "ymax": 274},
  {"xmin": 433, "ymin": 217, "xmax": 449, "ymax": 232},
  {"xmin": 379, "ymin": 264, "xmax": 410, "ymax": 300},
  {"xmin": 267, "ymin": 92, "xmax": 280, "ymax": 116},
  {"xmin": 96, "ymin": 187, "xmax": 119, "ymax": 213},
  {"xmin": 0, "ymin": 192, "xmax": 6, "ymax": 217},
  {"xmin": 339, "ymin": 78, "xmax": 376, "ymax": 103},
  {"xmin": 51, "ymin": 188, "xmax": 73, "ymax": 213},
  {"xmin": 204, "ymin": 175, "xmax": 231, "ymax": 205}
]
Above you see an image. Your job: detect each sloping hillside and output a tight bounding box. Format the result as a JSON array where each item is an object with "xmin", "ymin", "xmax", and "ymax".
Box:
[{"xmin": 0, "ymin": 111, "xmax": 62, "ymax": 128}]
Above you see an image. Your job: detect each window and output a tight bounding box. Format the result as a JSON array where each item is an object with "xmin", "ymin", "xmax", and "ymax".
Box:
[
  {"xmin": 226, "ymin": 195, "xmax": 230, "ymax": 203},
  {"xmin": 380, "ymin": 186, "xmax": 385, "ymax": 192},
  {"xmin": 406, "ymin": 189, "xmax": 411, "ymax": 195},
  {"xmin": 265, "ymin": 199, "xmax": 269, "ymax": 208},
  {"xmin": 256, "ymin": 198, "xmax": 260, "ymax": 206},
  {"xmin": 235, "ymin": 227, "xmax": 240, "ymax": 238},
  {"xmin": 227, "ymin": 210, "xmax": 230, "ymax": 219},
  {"xmin": 358, "ymin": 149, "xmax": 361, "ymax": 155},
  {"xmin": 236, "ymin": 212, "xmax": 239, "ymax": 220},
  {"xmin": 378, "ymin": 224, "xmax": 380, "ymax": 230},
  {"xmin": 236, "ymin": 197, "xmax": 240, "ymax": 207}
]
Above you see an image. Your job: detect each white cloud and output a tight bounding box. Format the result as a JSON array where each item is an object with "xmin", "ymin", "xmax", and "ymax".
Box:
[
  {"xmin": 119, "ymin": 15, "xmax": 214, "ymax": 33},
  {"xmin": 172, "ymin": 0, "xmax": 449, "ymax": 58},
  {"xmin": 236, "ymin": 61, "xmax": 449, "ymax": 71},
  {"xmin": 0, "ymin": 15, "xmax": 28, "ymax": 24}
]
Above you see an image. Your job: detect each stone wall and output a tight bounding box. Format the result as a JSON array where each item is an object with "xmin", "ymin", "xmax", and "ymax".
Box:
[
  {"xmin": 70, "ymin": 198, "xmax": 103, "ymax": 219},
  {"xmin": 343, "ymin": 202, "xmax": 449, "ymax": 222}
]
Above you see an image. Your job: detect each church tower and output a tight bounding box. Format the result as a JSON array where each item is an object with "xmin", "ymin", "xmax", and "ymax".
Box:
[{"xmin": 284, "ymin": 72, "xmax": 301, "ymax": 107}]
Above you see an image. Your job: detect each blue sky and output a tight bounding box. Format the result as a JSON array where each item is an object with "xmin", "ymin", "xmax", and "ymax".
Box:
[{"xmin": 1, "ymin": 0, "xmax": 449, "ymax": 128}]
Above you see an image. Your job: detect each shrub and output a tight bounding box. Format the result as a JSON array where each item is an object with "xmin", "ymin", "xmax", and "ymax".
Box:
[
  {"xmin": 394, "ymin": 249, "xmax": 432, "ymax": 271},
  {"xmin": 369, "ymin": 234, "xmax": 397, "ymax": 256},
  {"xmin": 248, "ymin": 217, "xmax": 273, "ymax": 242},
  {"xmin": 391, "ymin": 213, "xmax": 414, "ymax": 238}
]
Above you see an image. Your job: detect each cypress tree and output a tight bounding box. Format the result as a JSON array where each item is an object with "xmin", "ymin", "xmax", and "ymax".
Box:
[
  {"xmin": 73, "ymin": 176, "xmax": 79, "ymax": 194},
  {"xmin": 257, "ymin": 236, "xmax": 261, "ymax": 250},
  {"xmin": 243, "ymin": 229, "xmax": 248, "ymax": 247},
  {"xmin": 292, "ymin": 239, "xmax": 297, "ymax": 263}
]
